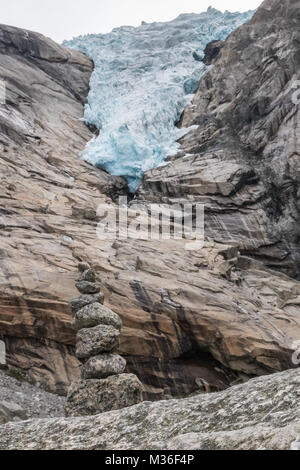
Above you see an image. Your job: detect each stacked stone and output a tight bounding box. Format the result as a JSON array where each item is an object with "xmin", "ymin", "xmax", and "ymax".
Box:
[{"xmin": 65, "ymin": 263, "xmax": 143, "ymax": 417}]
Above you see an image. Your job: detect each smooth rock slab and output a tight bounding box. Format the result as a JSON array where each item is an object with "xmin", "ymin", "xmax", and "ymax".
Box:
[
  {"xmin": 75, "ymin": 281, "xmax": 100, "ymax": 295},
  {"xmin": 0, "ymin": 369, "xmax": 299, "ymax": 450},
  {"xmin": 69, "ymin": 294, "xmax": 104, "ymax": 315},
  {"xmin": 76, "ymin": 325, "xmax": 120, "ymax": 359},
  {"xmin": 65, "ymin": 373, "xmax": 143, "ymax": 417},
  {"xmin": 81, "ymin": 354, "xmax": 126, "ymax": 379},
  {"xmin": 72, "ymin": 303, "xmax": 122, "ymax": 331}
]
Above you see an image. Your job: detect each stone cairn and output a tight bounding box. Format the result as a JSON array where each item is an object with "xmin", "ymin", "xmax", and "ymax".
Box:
[{"xmin": 65, "ymin": 263, "xmax": 143, "ymax": 417}]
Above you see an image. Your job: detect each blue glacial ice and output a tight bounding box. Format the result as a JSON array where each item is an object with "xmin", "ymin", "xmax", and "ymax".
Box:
[{"xmin": 64, "ymin": 7, "xmax": 254, "ymax": 192}]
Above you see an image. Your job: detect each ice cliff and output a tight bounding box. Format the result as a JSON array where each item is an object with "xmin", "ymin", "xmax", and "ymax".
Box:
[{"xmin": 64, "ymin": 7, "xmax": 254, "ymax": 192}]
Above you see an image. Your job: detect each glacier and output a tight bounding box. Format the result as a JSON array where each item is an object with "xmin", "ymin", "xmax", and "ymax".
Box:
[{"xmin": 64, "ymin": 7, "xmax": 254, "ymax": 192}]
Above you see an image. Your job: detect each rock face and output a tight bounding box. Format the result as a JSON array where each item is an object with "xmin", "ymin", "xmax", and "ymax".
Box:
[
  {"xmin": 0, "ymin": 23, "xmax": 127, "ymax": 394},
  {"xmin": 65, "ymin": 374, "xmax": 143, "ymax": 418},
  {"xmin": 202, "ymin": 39, "xmax": 225, "ymax": 65},
  {"xmin": 1, "ymin": 368, "xmax": 299, "ymax": 450},
  {"xmin": 1, "ymin": 0, "xmax": 300, "ymax": 400},
  {"xmin": 138, "ymin": 0, "xmax": 300, "ymax": 279}
]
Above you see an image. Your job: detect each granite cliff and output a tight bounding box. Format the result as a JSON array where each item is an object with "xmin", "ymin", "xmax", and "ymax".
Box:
[{"xmin": 0, "ymin": 0, "xmax": 300, "ymax": 400}]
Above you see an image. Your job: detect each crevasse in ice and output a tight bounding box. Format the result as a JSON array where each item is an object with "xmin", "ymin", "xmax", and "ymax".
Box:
[{"xmin": 64, "ymin": 7, "xmax": 254, "ymax": 192}]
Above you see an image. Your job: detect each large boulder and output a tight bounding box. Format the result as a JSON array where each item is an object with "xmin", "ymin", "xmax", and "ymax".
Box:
[
  {"xmin": 65, "ymin": 373, "xmax": 143, "ymax": 417},
  {"xmin": 76, "ymin": 325, "xmax": 120, "ymax": 359},
  {"xmin": 0, "ymin": 369, "xmax": 299, "ymax": 450},
  {"xmin": 72, "ymin": 303, "xmax": 122, "ymax": 331}
]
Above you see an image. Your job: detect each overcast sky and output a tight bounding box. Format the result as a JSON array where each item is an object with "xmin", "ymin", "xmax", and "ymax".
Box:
[{"xmin": 0, "ymin": 0, "xmax": 262, "ymax": 43}]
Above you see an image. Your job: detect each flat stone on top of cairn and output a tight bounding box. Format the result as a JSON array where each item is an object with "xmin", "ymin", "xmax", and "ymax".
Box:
[{"xmin": 65, "ymin": 263, "xmax": 143, "ymax": 417}]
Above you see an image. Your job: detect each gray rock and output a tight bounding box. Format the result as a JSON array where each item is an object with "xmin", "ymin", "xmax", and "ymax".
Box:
[
  {"xmin": 0, "ymin": 369, "xmax": 65, "ymax": 421},
  {"xmin": 78, "ymin": 268, "xmax": 96, "ymax": 283},
  {"xmin": 78, "ymin": 262, "xmax": 91, "ymax": 273},
  {"xmin": 202, "ymin": 39, "xmax": 225, "ymax": 65},
  {"xmin": 192, "ymin": 51, "xmax": 203, "ymax": 62},
  {"xmin": 0, "ymin": 401, "xmax": 27, "ymax": 424},
  {"xmin": 65, "ymin": 373, "xmax": 143, "ymax": 417},
  {"xmin": 69, "ymin": 294, "xmax": 104, "ymax": 315},
  {"xmin": 75, "ymin": 281, "xmax": 100, "ymax": 295},
  {"xmin": 291, "ymin": 437, "xmax": 300, "ymax": 450},
  {"xmin": 0, "ymin": 369, "xmax": 299, "ymax": 450},
  {"xmin": 72, "ymin": 303, "xmax": 122, "ymax": 331},
  {"xmin": 76, "ymin": 325, "xmax": 120, "ymax": 359},
  {"xmin": 72, "ymin": 206, "xmax": 97, "ymax": 221},
  {"xmin": 81, "ymin": 354, "xmax": 126, "ymax": 380}
]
